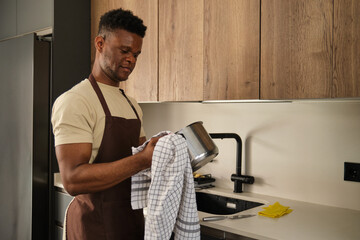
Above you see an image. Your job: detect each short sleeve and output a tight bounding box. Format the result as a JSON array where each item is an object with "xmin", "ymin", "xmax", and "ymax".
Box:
[{"xmin": 51, "ymin": 92, "xmax": 95, "ymax": 146}]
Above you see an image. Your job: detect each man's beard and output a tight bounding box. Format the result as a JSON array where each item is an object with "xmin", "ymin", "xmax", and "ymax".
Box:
[
  {"xmin": 101, "ymin": 62, "xmax": 128, "ymax": 83},
  {"xmin": 105, "ymin": 66, "xmax": 125, "ymax": 83}
]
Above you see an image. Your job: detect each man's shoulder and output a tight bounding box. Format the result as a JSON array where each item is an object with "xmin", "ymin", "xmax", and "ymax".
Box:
[
  {"xmin": 68, "ymin": 78, "xmax": 93, "ymax": 95},
  {"xmin": 56, "ymin": 79, "xmax": 94, "ymax": 101},
  {"xmin": 53, "ymin": 79, "xmax": 97, "ymax": 110}
]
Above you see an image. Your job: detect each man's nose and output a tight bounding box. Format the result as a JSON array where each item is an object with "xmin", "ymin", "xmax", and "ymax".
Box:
[{"xmin": 125, "ymin": 53, "xmax": 136, "ymax": 63}]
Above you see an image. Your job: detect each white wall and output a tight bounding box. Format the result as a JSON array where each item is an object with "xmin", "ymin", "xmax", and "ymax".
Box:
[{"xmin": 140, "ymin": 100, "xmax": 360, "ymax": 211}]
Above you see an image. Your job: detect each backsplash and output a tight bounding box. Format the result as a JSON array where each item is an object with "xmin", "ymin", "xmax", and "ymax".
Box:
[{"xmin": 140, "ymin": 100, "xmax": 360, "ymax": 211}]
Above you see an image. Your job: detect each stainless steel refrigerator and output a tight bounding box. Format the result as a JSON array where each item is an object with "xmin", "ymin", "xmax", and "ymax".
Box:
[
  {"xmin": 0, "ymin": 33, "xmax": 50, "ymax": 240},
  {"xmin": 0, "ymin": 2, "xmax": 90, "ymax": 238}
]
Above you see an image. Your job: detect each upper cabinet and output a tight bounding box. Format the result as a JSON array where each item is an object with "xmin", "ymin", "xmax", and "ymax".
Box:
[
  {"xmin": 261, "ymin": 0, "xmax": 333, "ymax": 99},
  {"xmin": 261, "ymin": 0, "xmax": 360, "ymax": 99},
  {"xmin": 90, "ymin": 0, "xmax": 359, "ymax": 101},
  {"xmin": 159, "ymin": 0, "xmax": 204, "ymax": 101},
  {"xmin": 91, "ymin": 0, "xmax": 158, "ymax": 102},
  {"xmin": 333, "ymin": 0, "xmax": 360, "ymax": 97},
  {"xmin": 0, "ymin": 0, "xmax": 16, "ymax": 40},
  {"xmin": 159, "ymin": 0, "xmax": 259, "ymax": 101},
  {"xmin": 204, "ymin": 0, "xmax": 260, "ymax": 100},
  {"xmin": 0, "ymin": 0, "xmax": 53, "ymax": 40},
  {"xmin": 17, "ymin": 0, "xmax": 53, "ymax": 35},
  {"xmin": 160, "ymin": 0, "xmax": 260, "ymax": 101},
  {"xmin": 91, "ymin": 0, "xmax": 260, "ymax": 101}
]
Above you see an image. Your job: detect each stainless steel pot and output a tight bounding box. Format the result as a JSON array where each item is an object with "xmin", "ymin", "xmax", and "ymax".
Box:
[{"xmin": 177, "ymin": 121, "xmax": 219, "ymax": 171}]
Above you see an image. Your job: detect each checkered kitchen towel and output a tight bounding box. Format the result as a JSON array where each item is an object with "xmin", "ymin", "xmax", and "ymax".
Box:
[{"xmin": 131, "ymin": 132, "xmax": 200, "ymax": 240}]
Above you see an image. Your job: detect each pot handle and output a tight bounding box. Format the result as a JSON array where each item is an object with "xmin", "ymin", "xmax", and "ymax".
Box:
[{"xmin": 176, "ymin": 131, "xmax": 186, "ymax": 140}]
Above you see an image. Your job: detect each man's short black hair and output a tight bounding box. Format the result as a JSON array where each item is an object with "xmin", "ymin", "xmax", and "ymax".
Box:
[{"xmin": 98, "ymin": 8, "xmax": 147, "ymax": 38}]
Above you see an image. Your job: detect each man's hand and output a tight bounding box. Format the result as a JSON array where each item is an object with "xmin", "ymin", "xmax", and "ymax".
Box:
[{"xmin": 138, "ymin": 136, "xmax": 162, "ymax": 169}]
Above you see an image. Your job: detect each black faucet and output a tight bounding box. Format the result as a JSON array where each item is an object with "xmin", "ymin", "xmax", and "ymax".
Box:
[{"xmin": 209, "ymin": 133, "xmax": 254, "ymax": 193}]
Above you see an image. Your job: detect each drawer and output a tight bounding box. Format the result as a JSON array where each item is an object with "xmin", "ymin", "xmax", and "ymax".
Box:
[
  {"xmin": 54, "ymin": 190, "xmax": 73, "ymax": 225},
  {"xmin": 200, "ymin": 225, "xmax": 257, "ymax": 240}
]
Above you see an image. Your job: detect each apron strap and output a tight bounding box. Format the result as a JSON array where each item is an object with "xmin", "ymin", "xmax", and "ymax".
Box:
[
  {"xmin": 119, "ymin": 89, "xmax": 140, "ymax": 121},
  {"xmin": 88, "ymin": 74, "xmax": 140, "ymax": 121},
  {"xmin": 88, "ymin": 74, "xmax": 112, "ymax": 116}
]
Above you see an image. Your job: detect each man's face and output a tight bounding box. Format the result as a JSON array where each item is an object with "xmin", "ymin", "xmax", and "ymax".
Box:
[{"xmin": 99, "ymin": 29, "xmax": 143, "ymax": 83}]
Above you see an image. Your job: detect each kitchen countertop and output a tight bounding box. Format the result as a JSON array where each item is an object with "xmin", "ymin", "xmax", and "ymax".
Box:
[
  {"xmin": 197, "ymin": 188, "xmax": 360, "ymax": 240},
  {"xmin": 54, "ymin": 173, "xmax": 360, "ymax": 239}
]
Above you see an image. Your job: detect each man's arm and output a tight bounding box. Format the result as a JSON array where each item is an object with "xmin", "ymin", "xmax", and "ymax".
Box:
[{"xmin": 56, "ymin": 136, "xmax": 159, "ymax": 196}]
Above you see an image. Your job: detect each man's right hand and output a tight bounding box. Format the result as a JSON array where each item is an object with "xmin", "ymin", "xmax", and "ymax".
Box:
[{"xmin": 139, "ymin": 136, "xmax": 163, "ymax": 168}]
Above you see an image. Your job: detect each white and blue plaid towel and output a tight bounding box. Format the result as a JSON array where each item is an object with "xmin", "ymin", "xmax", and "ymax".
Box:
[{"xmin": 131, "ymin": 132, "xmax": 200, "ymax": 240}]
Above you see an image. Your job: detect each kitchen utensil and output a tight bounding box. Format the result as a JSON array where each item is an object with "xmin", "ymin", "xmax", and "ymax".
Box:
[
  {"xmin": 194, "ymin": 173, "xmax": 216, "ymax": 189},
  {"xmin": 202, "ymin": 214, "xmax": 256, "ymax": 222},
  {"xmin": 177, "ymin": 121, "xmax": 219, "ymax": 171}
]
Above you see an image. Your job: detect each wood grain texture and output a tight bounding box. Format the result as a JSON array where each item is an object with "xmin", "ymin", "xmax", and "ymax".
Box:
[
  {"xmin": 158, "ymin": 0, "xmax": 204, "ymax": 101},
  {"xmin": 333, "ymin": 0, "xmax": 360, "ymax": 97},
  {"xmin": 204, "ymin": 0, "xmax": 260, "ymax": 100},
  {"xmin": 91, "ymin": 0, "xmax": 158, "ymax": 101},
  {"xmin": 261, "ymin": 0, "xmax": 333, "ymax": 99}
]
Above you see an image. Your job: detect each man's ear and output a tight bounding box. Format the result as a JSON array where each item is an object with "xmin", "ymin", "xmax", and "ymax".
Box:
[{"xmin": 95, "ymin": 35, "xmax": 105, "ymax": 53}]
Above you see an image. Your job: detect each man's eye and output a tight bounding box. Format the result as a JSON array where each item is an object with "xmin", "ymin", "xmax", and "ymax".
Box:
[{"xmin": 121, "ymin": 49, "xmax": 129, "ymax": 54}]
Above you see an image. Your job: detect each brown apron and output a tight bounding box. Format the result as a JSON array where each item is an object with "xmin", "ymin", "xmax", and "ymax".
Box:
[{"xmin": 65, "ymin": 74, "xmax": 144, "ymax": 240}]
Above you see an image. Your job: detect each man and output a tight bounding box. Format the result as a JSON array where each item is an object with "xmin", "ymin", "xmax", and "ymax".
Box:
[{"xmin": 52, "ymin": 8, "xmax": 160, "ymax": 240}]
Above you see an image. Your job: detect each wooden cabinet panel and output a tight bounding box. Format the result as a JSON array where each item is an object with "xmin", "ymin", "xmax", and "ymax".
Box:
[
  {"xmin": 333, "ymin": 0, "xmax": 360, "ymax": 97},
  {"xmin": 159, "ymin": 0, "xmax": 204, "ymax": 101},
  {"xmin": 204, "ymin": 0, "xmax": 260, "ymax": 100},
  {"xmin": 261, "ymin": 0, "xmax": 333, "ymax": 99},
  {"xmin": 91, "ymin": 0, "xmax": 158, "ymax": 101}
]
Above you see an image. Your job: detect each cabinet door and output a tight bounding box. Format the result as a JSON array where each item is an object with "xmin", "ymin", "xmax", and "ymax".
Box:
[
  {"xmin": 204, "ymin": 0, "xmax": 260, "ymax": 100},
  {"xmin": 17, "ymin": 0, "xmax": 53, "ymax": 35},
  {"xmin": 54, "ymin": 225, "xmax": 63, "ymax": 240},
  {"xmin": 333, "ymin": 0, "xmax": 360, "ymax": 97},
  {"xmin": 159, "ymin": 0, "xmax": 204, "ymax": 101},
  {"xmin": 91, "ymin": 0, "xmax": 158, "ymax": 102},
  {"xmin": 54, "ymin": 191, "xmax": 73, "ymax": 225},
  {"xmin": 0, "ymin": 0, "xmax": 16, "ymax": 40},
  {"xmin": 0, "ymin": 34, "xmax": 34, "ymax": 240},
  {"xmin": 261, "ymin": 0, "xmax": 333, "ymax": 99}
]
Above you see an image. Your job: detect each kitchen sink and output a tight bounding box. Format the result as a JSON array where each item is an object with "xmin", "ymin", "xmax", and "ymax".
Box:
[{"xmin": 196, "ymin": 192, "xmax": 263, "ymax": 215}]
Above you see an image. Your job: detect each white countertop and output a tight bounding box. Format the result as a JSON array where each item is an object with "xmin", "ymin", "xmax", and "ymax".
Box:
[
  {"xmin": 54, "ymin": 173, "xmax": 360, "ymax": 239},
  {"xmin": 54, "ymin": 172, "xmax": 64, "ymax": 189},
  {"xmin": 197, "ymin": 188, "xmax": 360, "ymax": 240}
]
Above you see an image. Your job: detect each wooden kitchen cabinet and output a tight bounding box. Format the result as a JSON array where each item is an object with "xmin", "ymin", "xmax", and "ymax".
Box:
[
  {"xmin": 261, "ymin": 0, "xmax": 360, "ymax": 99},
  {"xmin": 91, "ymin": 0, "xmax": 360, "ymax": 101},
  {"xmin": 203, "ymin": 0, "xmax": 260, "ymax": 100},
  {"xmin": 91, "ymin": 0, "xmax": 158, "ymax": 102},
  {"xmin": 159, "ymin": 0, "xmax": 260, "ymax": 101},
  {"xmin": 159, "ymin": 0, "xmax": 204, "ymax": 101},
  {"xmin": 91, "ymin": 0, "xmax": 260, "ymax": 101},
  {"xmin": 261, "ymin": 0, "xmax": 333, "ymax": 99},
  {"xmin": 333, "ymin": 0, "xmax": 360, "ymax": 97}
]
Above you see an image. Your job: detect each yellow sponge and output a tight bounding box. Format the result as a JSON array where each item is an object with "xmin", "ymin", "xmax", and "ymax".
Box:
[{"xmin": 258, "ymin": 202, "xmax": 293, "ymax": 218}]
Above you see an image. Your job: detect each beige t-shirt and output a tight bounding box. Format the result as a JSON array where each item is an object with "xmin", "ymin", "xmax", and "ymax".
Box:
[{"xmin": 51, "ymin": 79, "xmax": 146, "ymax": 163}]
